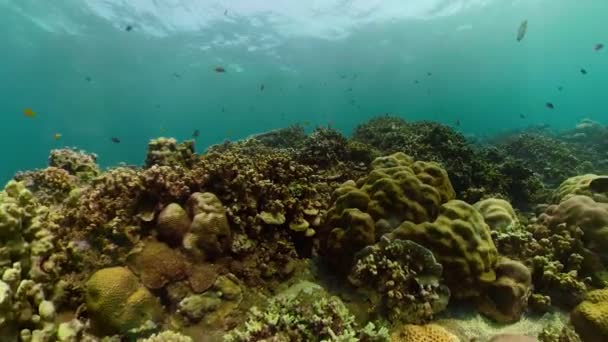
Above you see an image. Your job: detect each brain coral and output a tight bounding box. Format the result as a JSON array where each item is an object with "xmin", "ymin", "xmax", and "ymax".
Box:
[
  {"xmin": 390, "ymin": 324, "xmax": 460, "ymax": 342},
  {"xmin": 322, "ymin": 152, "xmax": 455, "ymax": 269},
  {"xmin": 474, "ymin": 198, "xmax": 519, "ymax": 233},
  {"xmin": 85, "ymin": 267, "xmax": 163, "ymax": 334},
  {"xmin": 349, "ymin": 236, "xmax": 450, "ymax": 324},
  {"xmin": 388, "ymin": 200, "xmax": 498, "ymax": 298},
  {"xmin": 570, "ymin": 288, "xmax": 608, "ymax": 342},
  {"xmin": 540, "ymin": 195, "xmax": 608, "ymax": 255},
  {"xmin": 127, "ymin": 240, "xmax": 191, "ymax": 289},
  {"xmin": 553, "ymin": 174, "xmax": 608, "ymax": 204}
]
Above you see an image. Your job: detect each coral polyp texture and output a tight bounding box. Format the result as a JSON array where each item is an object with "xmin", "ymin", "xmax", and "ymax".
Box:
[{"xmin": 5, "ymin": 116, "xmax": 608, "ymax": 341}]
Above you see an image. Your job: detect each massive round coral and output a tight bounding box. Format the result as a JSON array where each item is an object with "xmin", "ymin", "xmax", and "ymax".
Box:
[{"xmin": 388, "ymin": 200, "xmax": 498, "ymax": 298}]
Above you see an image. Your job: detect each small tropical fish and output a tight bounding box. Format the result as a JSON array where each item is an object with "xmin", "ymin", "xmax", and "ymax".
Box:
[
  {"xmin": 23, "ymin": 108, "xmax": 36, "ymax": 118},
  {"xmin": 414, "ymin": 80, "xmax": 419, "ymax": 84},
  {"xmin": 53, "ymin": 133, "xmax": 62, "ymax": 140},
  {"xmin": 111, "ymin": 137, "xmax": 121, "ymax": 143},
  {"xmin": 214, "ymin": 67, "xmax": 226, "ymax": 73},
  {"xmin": 224, "ymin": 10, "xmax": 228, "ymax": 16},
  {"xmin": 221, "ymin": 107, "xmax": 225, "ymax": 112},
  {"xmin": 303, "ymin": 120, "xmax": 311, "ymax": 126},
  {"xmin": 516, "ymin": 20, "xmax": 528, "ymax": 42},
  {"xmin": 347, "ymin": 88, "xmax": 353, "ymax": 92},
  {"xmin": 192, "ymin": 129, "xmax": 200, "ymax": 138},
  {"xmin": 594, "ymin": 43, "xmax": 604, "ymax": 51},
  {"xmin": 455, "ymin": 120, "xmax": 461, "ymax": 127},
  {"xmin": 173, "ymin": 73, "xmax": 181, "ymax": 78},
  {"xmin": 520, "ymin": 114, "xmax": 526, "ymax": 119},
  {"xmin": 557, "ymin": 86, "xmax": 563, "ymax": 91},
  {"xmin": 427, "ymin": 72, "xmax": 432, "ymax": 76},
  {"xmin": 160, "ymin": 126, "xmax": 166, "ymax": 133},
  {"xmin": 125, "ymin": 25, "xmax": 133, "ymax": 32},
  {"xmin": 85, "ymin": 76, "xmax": 92, "ymax": 82},
  {"xmin": 546, "ymin": 102, "xmax": 555, "ymax": 109},
  {"xmin": 580, "ymin": 68, "xmax": 587, "ymax": 75},
  {"xmin": 260, "ymin": 84, "xmax": 264, "ymax": 91}
]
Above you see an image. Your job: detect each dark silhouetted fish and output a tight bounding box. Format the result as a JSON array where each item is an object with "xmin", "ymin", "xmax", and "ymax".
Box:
[
  {"xmin": 455, "ymin": 120, "xmax": 461, "ymax": 126},
  {"xmin": 580, "ymin": 68, "xmax": 587, "ymax": 75},
  {"xmin": 224, "ymin": 10, "xmax": 228, "ymax": 16},
  {"xmin": 546, "ymin": 102, "xmax": 555, "ymax": 109},
  {"xmin": 173, "ymin": 73, "xmax": 181, "ymax": 78},
  {"xmin": 192, "ymin": 129, "xmax": 200, "ymax": 138},
  {"xmin": 520, "ymin": 114, "xmax": 526, "ymax": 119},
  {"xmin": 427, "ymin": 72, "xmax": 432, "ymax": 76},
  {"xmin": 594, "ymin": 43, "xmax": 604, "ymax": 51},
  {"xmin": 516, "ymin": 20, "xmax": 528, "ymax": 42},
  {"xmin": 214, "ymin": 67, "xmax": 226, "ymax": 73},
  {"xmin": 125, "ymin": 25, "xmax": 133, "ymax": 32},
  {"xmin": 111, "ymin": 137, "xmax": 121, "ymax": 143},
  {"xmin": 260, "ymin": 84, "xmax": 264, "ymax": 91},
  {"xmin": 557, "ymin": 86, "xmax": 563, "ymax": 91},
  {"xmin": 85, "ymin": 76, "xmax": 92, "ymax": 82},
  {"xmin": 414, "ymin": 80, "xmax": 419, "ymax": 84}
]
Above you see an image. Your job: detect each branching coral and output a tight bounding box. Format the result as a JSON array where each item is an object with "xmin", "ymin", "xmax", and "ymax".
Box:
[
  {"xmin": 297, "ymin": 127, "xmax": 349, "ymax": 169},
  {"xmin": 224, "ymin": 285, "xmax": 389, "ymax": 342},
  {"xmin": 48, "ymin": 148, "xmax": 99, "ymax": 182},
  {"xmin": 349, "ymin": 236, "xmax": 449, "ymax": 324}
]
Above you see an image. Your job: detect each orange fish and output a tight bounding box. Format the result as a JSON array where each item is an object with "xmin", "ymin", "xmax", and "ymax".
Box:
[
  {"xmin": 23, "ymin": 108, "xmax": 36, "ymax": 118},
  {"xmin": 53, "ymin": 133, "xmax": 62, "ymax": 140}
]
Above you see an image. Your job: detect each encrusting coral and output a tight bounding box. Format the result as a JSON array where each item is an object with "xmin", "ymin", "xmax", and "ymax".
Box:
[
  {"xmin": 474, "ymin": 198, "xmax": 519, "ymax": 233},
  {"xmin": 145, "ymin": 137, "xmax": 196, "ymax": 168},
  {"xmin": 388, "ymin": 200, "xmax": 498, "ymax": 298},
  {"xmin": 349, "ymin": 236, "xmax": 449, "ymax": 324}
]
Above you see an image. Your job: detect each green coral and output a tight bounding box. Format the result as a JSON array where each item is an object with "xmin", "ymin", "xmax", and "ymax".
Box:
[
  {"xmin": 388, "ymin": 200, "xmax": 498, "ymax": 298},
  {"xmin": 85, "ymin": 267, "xmax": 163, "ymax": 335},
  {"xmin": 321, "ymin": 153, "xmax": 455, "ymax": 270},
  {"xmin": 571, "ymin": 288, "xmax": 608, "ymax": 342},
  {"xmin": 348, "ymin": 236, "xmax": 449, "ymax": 324},
  {"xmin": 553, "ymin": 174, "xmax": 608, "ymax": 204}
]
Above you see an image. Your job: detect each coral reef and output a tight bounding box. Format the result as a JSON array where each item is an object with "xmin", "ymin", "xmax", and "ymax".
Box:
[
  {"xmin": 553, "ymin": 174, "xmax": 608, "ymax": 204},
  {"xmin": 388, "ymin": 200, "xmax": 498, "ymax": 298},
  {"xmin": 390, "ymin": 323, "xmax": 460, "ymax": 342},
  {"xmin": 321, "ymin": 152, "xmax": 455, "ymax": 270},
  {"xmin": 570, "ymin": 288, "xmax": 608, "ymax": 342},
  {"xmin": 85, "ymin": 266, "xmax": 163, "ymax": 335},
  {"xmin": 127, "ymin": 239, "xmax": 190, "ymax": 290},
  {"xmin": 184, "ymin": 192, "xmax": 232, "ymax": 259},
  {"xmin": 474, "ymin": 198, "xmax": 519, "ymax": 233},
  {"xmin": 249, "ymin": 125, "xmax": 307, "ymax": 149},
  {"xmin": 349, "ymin": 236, "xmax": 450, "ymax": 324},
  {"xmin": 224, "ymin": 282, "xmax": 389, "ymax": 342},
  {"xmin": 297, "ymin": 127, "xmax": 349, "ymax": 168},
  {"xmin": 477, "ymin": 257, "xmax": 532, "ymax": 323},
  {"xmin": 47, "ymin": 148, "xmax": 100, "ymax": 182},
  {"xmin": 540, "ymin": 195, "xmax": 608, "ymax": 257},
  {"xmin": 145, "ymin": 137, "xmax": 196, "ymax": 168}
]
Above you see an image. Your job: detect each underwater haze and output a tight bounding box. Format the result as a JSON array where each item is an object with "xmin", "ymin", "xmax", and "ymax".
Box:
[{"xmin": 1, "ymin": 0, "xmax": 607, "ymax": 181}]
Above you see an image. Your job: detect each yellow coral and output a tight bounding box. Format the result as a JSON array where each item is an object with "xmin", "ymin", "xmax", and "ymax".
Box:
[
  {"xmin": 474, "ymin": 198, "xmax": 519, "ymax": 232},
  {"xmin": 322, "ymin": 153, "xmax": 455, "ymax": 269},
  {"xmin": 85, "ymin": 267, "xmax": 162, "ymax": 334},
  {"xmin": 157, "ymin": 203, "xmax": 191, "ymax": 245},
  {"xmin": 389, "ymin": 200, "xmax": 498, "ymax": 298},
  {"xmin": 184, "ymin": 192, "xmax": 231, "ymax": 258},
  {"xmin": 571, "ymin": 288, "xmax": 608, "ymax": 342},
  {"xmin": 554, "ymin": 174, "xmax": 608, "ymax": 203},
  {"xmin": 391, "ymin": 324, "xmax": 460, "ymax": 342}
]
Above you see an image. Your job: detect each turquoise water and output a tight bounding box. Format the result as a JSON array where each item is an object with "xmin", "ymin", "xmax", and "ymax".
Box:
[{"xmin": 1, "ymin": 0, "xmax": 606, "ymax": 182}]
